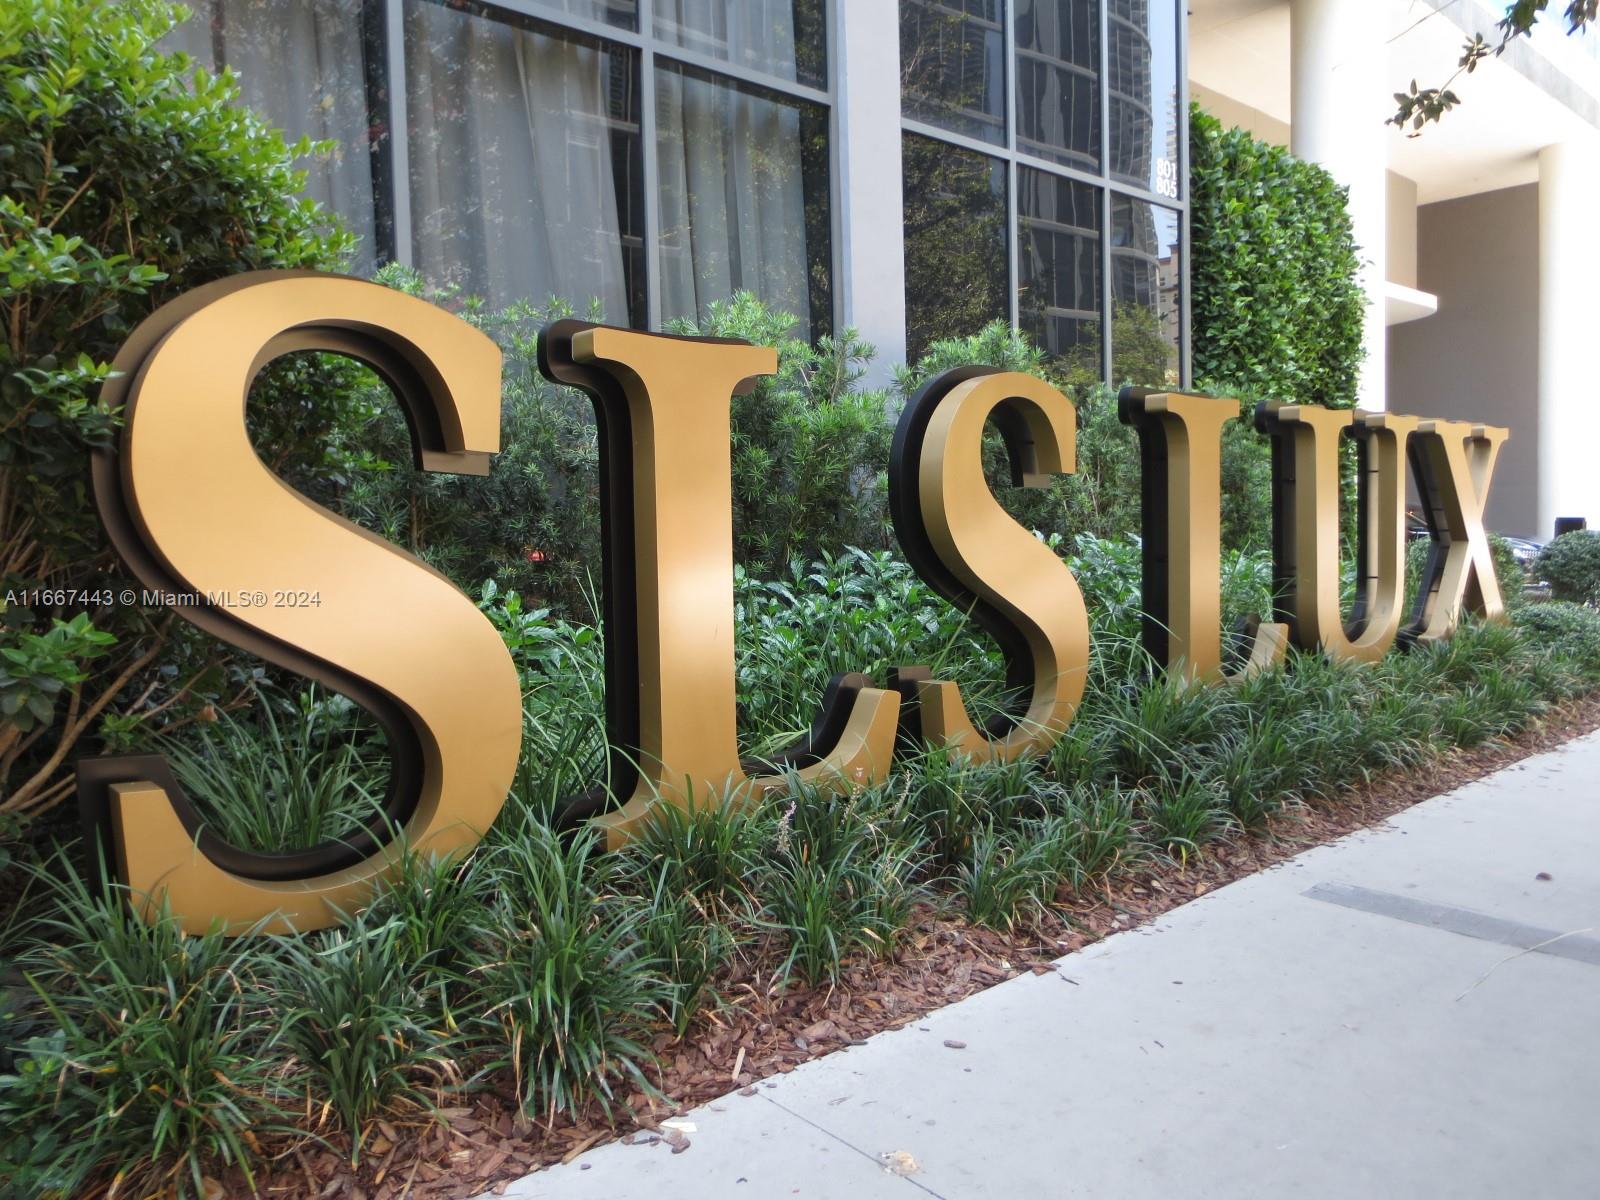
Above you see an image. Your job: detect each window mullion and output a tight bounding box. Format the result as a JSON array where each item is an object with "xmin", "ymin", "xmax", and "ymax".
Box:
[
  {"xmin": 469, "ymin": 0, "xmax": 648, "ymax": 49},
  {"xmin": 650, "ymin": 47, "xmax": 830, "ymax": 104},
  {"xmin": 1004, "ymin": 0, "xmax": 1020, "ymax": 328},
  {"xmin": 384, "ymin": 0, "xmax": 413, "ymax": 268},
  {"xmin": 639, "ymin": 0, "xmax": 662, "ymax": 330},
  {"xmin": 1177, "ymin": 0, "xmax": 1192, "ymax": 387},
  {"xmin": 1098, "ymin": 0, "xmax": 1113, "ymax": 385}
]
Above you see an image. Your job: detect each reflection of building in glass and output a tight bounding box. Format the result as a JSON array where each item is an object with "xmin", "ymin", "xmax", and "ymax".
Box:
[
  {"xmin": 162, "ymin": 0, "xmax": 833, "ymax": 339},
  {"xmin": 162, "ymin": 1, "xmax": 1189, "ymax": 388},
  {"xmin": 1108, "ymin": 0, "xmax": 1154, "ymax": 187},
  {"xmin": 900, "ymin": 1, "xmax": 1006, "ymax": 145},
  {"xmin": 1109, "ymin": 0, "xmax": 1157, "ymax": 301},
  {"xmin": 1105, "ymin": 0, "xmax": 1178, "ymax": 381},
  {"xmin": 1015, "ymin": 0, "xmax": 1100, "ymax": 171},
  {"xmin": 1019, "ymin": 168, "xmax": 1100, "ymax": 362}
]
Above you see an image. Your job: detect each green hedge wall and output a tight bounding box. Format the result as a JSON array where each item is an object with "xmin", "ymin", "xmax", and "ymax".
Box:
[{"xmin": 1189, "ymin": 106, "xmax": 1365, "ymax": 409}]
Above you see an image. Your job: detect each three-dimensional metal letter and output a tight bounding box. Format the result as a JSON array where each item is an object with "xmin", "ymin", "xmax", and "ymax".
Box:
[
  {"xmin": 83, "ymin": 273, "xmax": 522, "ymax": 933},
  {"xmin": 1120, "ymin": 389, "xmax": 1289, "ymax": 682},
  {"xmin": 889, "ymin": 369, "xmax": 1090, "ymax": 760},
  {"xmin": 1256, "ymin": 403, "xmax": 1424, "ymax": 662},
  {"xmin": 538, "ymin": 324, "xmax": 900, "ymax": 847},
  {"xmin": 1406, "ymin": 419, "xmax": 1511, "ymax": 641}
]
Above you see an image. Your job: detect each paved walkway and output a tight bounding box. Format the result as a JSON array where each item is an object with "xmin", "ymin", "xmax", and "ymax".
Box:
[{"xmin": 490, "ymin": 732, "xmax": 1600, "ymax": 1199}]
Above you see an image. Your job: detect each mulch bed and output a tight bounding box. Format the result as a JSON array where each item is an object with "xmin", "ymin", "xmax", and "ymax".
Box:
[{"xmin": 218, "ymin": 695, "xmax": 1600, "ymax": 1199}]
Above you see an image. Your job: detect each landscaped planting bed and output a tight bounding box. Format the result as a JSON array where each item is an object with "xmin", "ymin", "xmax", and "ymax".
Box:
[
  {"xmin": 6, "ymin": 589, "xmax": 1600, "ymax": 1200},
  {"xmin": 5, "ymin": 8, "xmax": 1594, "ymax": 1197}
]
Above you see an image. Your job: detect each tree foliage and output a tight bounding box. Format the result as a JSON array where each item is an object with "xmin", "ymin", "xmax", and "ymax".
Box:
[
  {"xmin": 0, "ymin": 0, "xmax": 356, "ymax": 821},
  {"xmin": 1189, "ymin": 107, "xmax": 1366, "ymax": 412},
  {"xmin": 1392, "ymin": 1, "xmax": 1597, "ymax": 131},
  {"xmin": 1537, "ymin": 531, "xmax": 1600, "ymax": 605}
]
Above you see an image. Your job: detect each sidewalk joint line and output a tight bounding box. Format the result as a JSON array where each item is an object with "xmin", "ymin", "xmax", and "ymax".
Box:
[
  {"xmin": 1303, "ymin": 882, "xmax": 1600, "ymax": 968},
  {"xmin": 758, "ymin": 1093, "xmax": 954, "ymax": 1200}
]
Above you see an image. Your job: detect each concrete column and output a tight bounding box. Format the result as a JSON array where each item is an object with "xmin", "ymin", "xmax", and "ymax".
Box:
[
  {"xmin": 833, "ymin": 1, "xmax": 906, "ymax": 382},
  {"xmin": 1289, "ymin": 0, "xmax": 1388, "ymax": 410},
  {"xmin": 1537, "ymin": 140, "xmax": 1600, "ymax": 539}
]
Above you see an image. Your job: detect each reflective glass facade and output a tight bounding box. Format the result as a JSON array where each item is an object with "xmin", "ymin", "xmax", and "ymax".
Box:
[
  {"xmin": 900, "ymin": 0, "xmax": 1184, "ymax": 385},
  {"xmin": 166, "ymin": 0, "xmax": 833, "ymax": 339},
  {"xmin": 162, "ymin": 1, "xmax": 1185, "ymax": 381}
]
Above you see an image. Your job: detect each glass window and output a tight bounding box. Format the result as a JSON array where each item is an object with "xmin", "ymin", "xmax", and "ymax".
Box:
[
  {"xmin": 1015, "ymin": 0, "xmax": 1100, "ymax": 172},
  {"xmin": 1019, "ymin": 167, "xmax": 1100, "ymax": 377},
  {"xmin": 513, "ymin": 0, "xmax": 639, "ymax": 31},
  {"xmin": 900, "ymin": 0, "xmax": 1006, "ymax": 146},
  {"xmin": 1109, "ymin": 0, "xmax": 1180, "ymax": 196},
  {"xmin": 404, "ymin": 1, "xmax": 645, "ymax": 324},
  {"xmin": 162, "ymin": 0, "xmax": 382, "ymax": 273},
  {"xmin": 902, "ymin": 133, "xmax": 1009, "ymax": 362},
  {"xmin": 654, "ymin": 0, "xmax": 827, "ymax": 89},
  {"xmin": 655, "ymin": 64, "xmax": 832, "ymax": 339},
  {"xmin": 1110, "ymin": 196, "xmax": 1179, "ymax": 386}
]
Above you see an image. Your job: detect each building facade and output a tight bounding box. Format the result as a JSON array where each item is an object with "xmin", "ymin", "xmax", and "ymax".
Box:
[
  {"xmin": 163, "ymin": 0, "xmax": 1187, "ymax": 391},
  {"xmin": 1190, "ymin": 0, "xmax": 1600, "ymax": 540},
  {"xmin": 168, "ymin": 0, "xmax": 1599, "ymax": 539}
]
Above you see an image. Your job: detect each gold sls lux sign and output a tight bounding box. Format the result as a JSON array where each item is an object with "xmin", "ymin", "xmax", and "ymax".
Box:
[{"xmin": 79, "ymin": 274, "xmax": 1509, "ymax": 934}]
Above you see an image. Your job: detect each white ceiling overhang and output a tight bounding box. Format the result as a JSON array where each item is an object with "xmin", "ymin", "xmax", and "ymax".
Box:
[{"xmin": 1188, "ymin": 0, "xmax": 1600, "ymax": 203}]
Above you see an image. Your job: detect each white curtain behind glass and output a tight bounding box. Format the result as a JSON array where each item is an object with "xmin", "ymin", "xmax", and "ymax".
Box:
[
  {"xmin": 404, "ymin": 4, "xmax": 630, "ymax": 319},
  {"xmin": 656, "ymin": 71, "xmax": 811, "ymax": 332},
  {"xmin": 162, "ymin": 0, "xmax": 379, "ymax": 273},
  {"xmin": 654, "ymin": 0, "xmax": 802, "ymax": 83}
]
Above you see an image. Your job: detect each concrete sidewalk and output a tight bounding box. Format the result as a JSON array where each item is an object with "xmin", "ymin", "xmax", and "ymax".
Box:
[{"xmin": 491, "ymin": 732, "xmax": 1600, "ymax": 1200}]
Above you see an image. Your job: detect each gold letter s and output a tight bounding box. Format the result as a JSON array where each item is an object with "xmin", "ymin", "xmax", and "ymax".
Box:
[
  {"xmin": 85, "ymin": 273, "xmax": 522, "ymax": 934},
  {"xmin": 888, "ymin": 369, "xmax": 1090, "ymax": 761}
]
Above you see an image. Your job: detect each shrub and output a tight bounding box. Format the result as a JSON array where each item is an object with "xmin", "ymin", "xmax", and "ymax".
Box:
[
  {"xmin": 0, "ymin": 862, "xmax": 293, "ymax": 1198},
  {"xmin": 1189, "ymin": 107, "xmax": 1365, "ymax": 409},
  {"xmin": 270, "ymin": 915, "xmax": 458, "ymax": 1163},
  {"xmin": 896, "ymin": 319, "xmax": 1273, "ymax": 554},
  {"xmin": 615, "ymin": 790, "xmax": 768, "ymax": 916},
  {"xmin": 1537, "ymin": 531, "xmax": 1600, "ymax": 605},
  {"xmin": 622, "ymin": 872, "xmax": 735, "ymax": 1036},
  {"xmin": 895, "ymin": 323, "xmax": 1145, "ymax": 548},
  {"xmin": 471, "ymin": 827, "xmax": 667, "ymax": 1121},
  {"xmin": 325, "ymin": 270, "xmax": 610, "ymax": 617},
  {"xmin": 1043, "ymin": 786, "xmax": 1139, "ymax": 884},
  {"xmin": 949, "ymin": 824, "xmax": 1055, "ymax": 930},
  {"xmin": 1140, "ymin": 778, "xmax": 1231, "ymax": 862},
  {"xmin": 733, "ymin": 549, "xmax": 1001, "ymax": 754},
  {"xmin": 754, "ymin": 776, "xmax": 922, "ymax": 984},
  {"xmin": 0, "ymin": 0, "xmax": 358, "ymax": 821},
  {"xmin": 158, "ymin": 687, "xmax": 386, "ymax": 854},
  {"xmin": 1513, "ymin": 601, "xmax": 1600, "ymax": 689},
  {"xmin": 678, "ymin": 293, "xmax": 896, "ymax": 573}
]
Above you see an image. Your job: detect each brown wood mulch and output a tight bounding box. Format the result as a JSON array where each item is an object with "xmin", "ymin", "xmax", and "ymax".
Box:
[{"xmin": 218, "ymin": 695, "xmax": 1600, "ymax": 1200}]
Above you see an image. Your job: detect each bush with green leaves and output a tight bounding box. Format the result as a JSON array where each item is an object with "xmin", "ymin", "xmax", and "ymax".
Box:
[
  {"xmin": 895, "ymin": 319, "xmax": 1273, "ymax": 553},
  {"xmin": 0, "ymin": 864, "xmax": 294, "ymax": 1197},
  {"xmin": 0, "ymin": 0, "xmax": 359, "ymax": 822},
  {"xmin": 1512, "ymin": 601, "xmax": 1600, "ymax": 684},
  {"xmin": 621, "ymin": 869, "xmax": 735, "ymax": 1036},
  {"xmin": 322, "ymin": 269, "xmax": 609, "ymax": 617},
  {"xmin": 6, "ymin": 579, "xmax": 1600, "ymax": 1195},
  {"xmin": 1189, "ymin": 107, "xmax": 1365, "ymax": 410},
  {"xmin": 676, "ymin": 293, "xmax": 896, "ymax": 573},
  {"xmin": 326, "ymin": 282, "xmax": 898, "ymax": 614},
  {"xmin": 271, "ymin": 914, "xmax": 457, "ymax": 1162},
  {"xmin": 752, "ymin": 776, "xmax": 922, "ymax": 984},
  {"xmin": 158, "ymin": 687, "xmax": 386, "ymax": 854},
  {"xmin": 1407, "ymin": 531, "xmax": 1529, "ymax": 613},
  {"xmin": 1536, "ymin": 531, "xmax": 1600, "ymax": 605},
  {"xmin": 470, "ymin": 826, "xmax": 669, "ymax": 1122}
]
